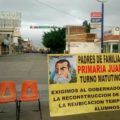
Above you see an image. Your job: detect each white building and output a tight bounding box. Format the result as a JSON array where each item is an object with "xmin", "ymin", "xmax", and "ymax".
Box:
[
  {"xmin": 66, "ymin": 25, "xmax": 120, "ymax": 54},
  {"xmin": 0, "ymin": 11, "xmax": 21, "ymax": 55},
  {"xmin": 96, "ymin": 26, "xmax": 120, "ymax": 53},
  {"xmin": 65, "ymin": 25, "xmax": 100, "ymax": 54}
]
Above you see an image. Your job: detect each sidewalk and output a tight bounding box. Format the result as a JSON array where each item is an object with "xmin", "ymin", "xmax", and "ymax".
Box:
[{"xmin": 0, "ymin": 84, "xmax": 49, "ymax": 120}]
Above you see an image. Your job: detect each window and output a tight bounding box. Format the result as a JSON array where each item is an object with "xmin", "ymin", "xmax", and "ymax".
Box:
[
  {"xmin": 112, "ymin": 44, "xmax": 118, "ymax": 53},
  {"xmin": 103, "ymin": 43, "xmax": 119, "ymax": 53}
]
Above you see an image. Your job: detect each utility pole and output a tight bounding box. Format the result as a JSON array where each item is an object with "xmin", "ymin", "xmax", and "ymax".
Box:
[
  {"xmin": 101, "ymin": 1, "xmax": 104, "ymax": 53},
  {"xmin": 65, "ymin": 26, "xmax": 70, "ymax": 53},
  {"xmin": 67, "ymin": 26, "xmax": 70, "ymax": 53},
  {"xmin": 97, "ymin": 0, "xmax": 107, "ymax": 53}
]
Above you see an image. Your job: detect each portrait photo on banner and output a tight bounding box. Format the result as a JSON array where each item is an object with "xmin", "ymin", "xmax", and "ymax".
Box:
[{"xmin": 49, "ymin": 55, "xmax": 77, "ymax": 84}]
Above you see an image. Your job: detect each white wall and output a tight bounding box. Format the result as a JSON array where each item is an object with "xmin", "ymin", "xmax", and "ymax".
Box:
[
  {"xmin": 66, "ymin": 42, "xmax": 101, "ymax": 53},
  {"xmin": 13, "ymin": 37, "xmax": 18, "ymax": 46},
  {"xmin": 112, "ymin": 27, "xmax": 120, "ymax": 35}
]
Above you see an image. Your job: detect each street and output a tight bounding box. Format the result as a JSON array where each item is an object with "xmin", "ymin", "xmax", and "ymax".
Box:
[
  {"xmin": 0, "ymin": 53, "xmax": 49, "ymax": 120},
  {"xmin": 0, "ymin": 53, "xmax": 120, "ymax": 120}
]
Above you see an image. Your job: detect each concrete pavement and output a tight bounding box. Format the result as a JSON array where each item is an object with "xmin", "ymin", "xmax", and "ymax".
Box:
[{"xmin": 0, "ymin": 53, "xmax": 120, "ymax": 120}]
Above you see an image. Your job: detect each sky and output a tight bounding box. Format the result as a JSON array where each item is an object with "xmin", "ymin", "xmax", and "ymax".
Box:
[{"xmin": 0, "ymin": 0, "xmax": 120, "ymax": 48}]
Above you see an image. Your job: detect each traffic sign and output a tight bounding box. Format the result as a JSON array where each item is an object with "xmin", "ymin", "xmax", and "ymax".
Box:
[{"xmin": 30, "ymin": 26, "xmax": 59, "ymax": 29}]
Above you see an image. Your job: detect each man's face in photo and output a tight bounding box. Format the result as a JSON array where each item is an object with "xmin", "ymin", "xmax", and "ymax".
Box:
[{"xmin": 55, "ymin": 61, "xmax": 70, "ymax": 78}]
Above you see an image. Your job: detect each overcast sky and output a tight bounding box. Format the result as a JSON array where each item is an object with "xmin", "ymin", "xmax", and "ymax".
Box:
[{"xmin": 0, "ymin": 0, "xmax": 120, "ymax": 48}]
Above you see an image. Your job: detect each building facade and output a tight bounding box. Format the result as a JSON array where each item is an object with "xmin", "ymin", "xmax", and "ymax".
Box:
[
  {"xmin": 65, "ymin": 25, "xmax": 100, "ymax": 53},
  {"xmin": 96, "ymin": 27, "xmax": 120, "ymax": 53},
  {"xmin": 66, "ymin": 25, "xmax": 120, "ymax": 54},
  {"xmin": 0, "ymin": 11, "xmax": 21, "ymax": 55}
]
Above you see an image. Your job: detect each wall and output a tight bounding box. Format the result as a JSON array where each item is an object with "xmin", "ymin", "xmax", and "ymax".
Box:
[{"xmin": 66, "ymin": 42, "xmax": 101, "ymax": 53}]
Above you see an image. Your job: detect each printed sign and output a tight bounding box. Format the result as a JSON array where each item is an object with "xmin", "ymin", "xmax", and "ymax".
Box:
[
  {"xmin": 48, "ymin": 53, "xmax": 120, "ymax": 117},
  {"xmin": 90, "ymin": 23, "xmax": 101, "ymax": 29},
  {"xmin": 91, "ymin": 12, "xmax": 102, "ymax": 18},
  {"xmin": 91, "ymin": 18, "xmax": 102, "ymax": 23}
]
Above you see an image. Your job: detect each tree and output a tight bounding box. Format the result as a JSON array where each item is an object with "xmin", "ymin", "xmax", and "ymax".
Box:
[
  {"xmin": 82, "ymin": 20, "xmax": 91, "ymax": 33},
  {"xmin": 42, "ymin": 27, "xmax": 66, "ymax": 53}
]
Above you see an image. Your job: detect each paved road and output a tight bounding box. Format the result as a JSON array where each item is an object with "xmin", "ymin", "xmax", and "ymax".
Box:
[
  {"xmin": 0, "ymin": 53, "xmax": 49, "ymax": 120},
  {"xmin": 0, "ymin": 53, "xmax": 120, "ymax": 120}
]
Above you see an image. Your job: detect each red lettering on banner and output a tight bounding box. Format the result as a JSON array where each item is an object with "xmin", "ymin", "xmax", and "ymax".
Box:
[
  {"xmin": 108, "ymin": 64, "xmax": 120, "ymax": 72},
  {"xmin": 78, "ymin": 65, "xmax": 106, "ymax": 73}
]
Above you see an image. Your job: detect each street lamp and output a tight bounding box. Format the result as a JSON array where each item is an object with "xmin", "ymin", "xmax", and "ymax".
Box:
[{"xmin": 97, "ymin": 0, "xmax": 107, "ymax": 53}]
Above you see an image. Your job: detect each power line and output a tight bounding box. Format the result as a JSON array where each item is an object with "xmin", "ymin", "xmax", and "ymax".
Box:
[
  {"xmin": 35, "ymin": 0, "xmax": 85, "ymax": 21},
  {"xmin": 20, "ymin": 0, "xmax": 117, "ymax": 29},
  {"xmin": 19, "ymin": 0, "xmax": 118, "ymax": 29}
]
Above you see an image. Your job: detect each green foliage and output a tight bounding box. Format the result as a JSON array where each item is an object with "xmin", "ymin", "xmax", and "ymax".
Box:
[
  {"xmin": 49, "ymin": 78, "xmax": 54, "ymax": 84},
  {"xmin": 70, "ymin": 69, "xmax": 77, "ymax": 83},
  {"xmin": 82, "ymin": 20, "xmax": 91, "ymax": 33},
  {"xmin": 42, "ymin": 28, "xmax": 66, "ymax": 53}
]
